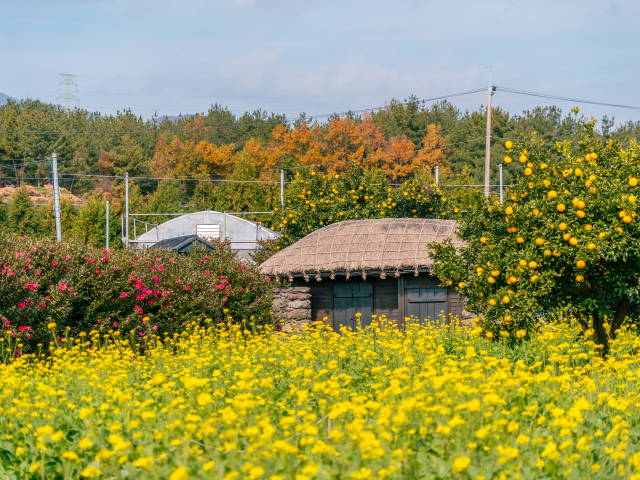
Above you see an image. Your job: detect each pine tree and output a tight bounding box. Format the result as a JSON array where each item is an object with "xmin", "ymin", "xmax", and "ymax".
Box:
[{"xmin": 7, "ymin": 187, "xmax": 36, "ymax": 235}]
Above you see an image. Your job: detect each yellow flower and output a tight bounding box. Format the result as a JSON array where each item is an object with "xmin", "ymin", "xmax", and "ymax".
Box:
[
  {"xmin": 203, "ymin": 461, "xmax": 215, "ymax": 472},
  {"xmin": 140, "ymin": 411, "xmax": 156, "ymax": 420},
  {"xmin": 169, "ymin": 466, "xmax": 189, "ymax": 480},
  {"xmin": 80, "ymin": 467, "xmax": 102, "ymax": 478},
  {"xmin": 62, "ymin": 451, "xmax": 79, "ymax": 461},
  {"xmin": 29, "ymin": 462, "xmax": 40, "ymax": 473},
  {"xmin": 452, "ymin": 456, "xmax": 471, "ymax": 473},
  {"xmin": 78, "ymin": 437, "xmax": 93, "ymax": 450},
  {"xmin": 132, "ymin": 456, "xmax": 155, "ymax": 468}
]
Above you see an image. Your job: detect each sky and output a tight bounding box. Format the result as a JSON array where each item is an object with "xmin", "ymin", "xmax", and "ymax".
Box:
[{"xmin": 1, "ymin": 0, "xmax": 639, "ymax": 126}]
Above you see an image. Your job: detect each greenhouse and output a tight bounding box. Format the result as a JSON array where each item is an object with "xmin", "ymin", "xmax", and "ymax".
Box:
[{"xmin": 130, "ymin": 211, "xmax": 279, "ymax": 259}]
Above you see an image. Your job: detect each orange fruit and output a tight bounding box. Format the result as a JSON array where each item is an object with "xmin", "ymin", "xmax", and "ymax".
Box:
[
  {"xmin": 519, "ymin": 155, "xmax": 527, "ymax": 163},
  {"xmin": 575, "ymin": 168, "xmax": 583, "ymax": 177},
  {"xmin": 543, "ymin": 250, "xmax": 552, "ymax": 257},
  {"xmin": 630, "ymin": 195, "xmax": 637, "ymax": 203},
  {"xmin": 587, "ymin": 243, "xmax": 596, "ymax": 250},
  {"xmin": 528, "ymin": 261, "xmax": 537, "ymax": 269},
  {"xmin": 563, "ymin": 233, "xmax": 571, "ymax": 241},
  {"xmin": 535, "ymin": 238, "xmax": 545, "ymax": 246},
  {"xmin": 591, "ymin": 152, "xmax": 598, "ymax": 159},
  {"xmin": 569, "ymin": 237, "xmax": 579, "ymax": 246},
  {"xmin": 519, "ymin": 260, "xmax": 527, "ymax": 267},
  {"xmin": 500, "ymin": 331, "xmax": 510, "ymax": 338},
  {"xmin": 446, "ymin": 280, "xmax": 453, "ymax": 286},
  {"xmin": 458, "ymin": 282, "xmax": 465, "ymax": 288},
  {"xmin": 530, "ymin": 275, "xmax": 538, "ymax": 283},
  {"xmin": 548, "ymin": 191, "xmax": 558, "ymax": 198},
  {"xmin": 480, "ymin": 237, "xmax": 487, "ymax": 244},
  {"xmin": 488, "ymin": 277, "xmax": 496, "ymax": 284},
  {"xmin": 577, "ymin": 200, "xmax": 585, "ymax": 209},
  {"xmin": 599, "ymin": 232, "xmax": 606, "ymax": 239},
  {"xmin": 559, "ymin": 223, "xmax": 568, "ymax": 231},
  {"xmin": 619, "ymin": 210, "xmax": 627, "ymax": 218},
  {"xmin": 516, "ymin": 237, "xmax": 524, "ymax": 244},
  {"xmin": 524, "ymin": 168, "xmax": 532, "ymax": 176},
  {"xmin": 576, "ymin": 260, "xmax": 586, "ymax": 269},
  {"xmin": 577, "ymin": 210, "xmax": 585, "ymax": 219},
  {"xmin": 486, "ymin": 332, "xmax": 494, "ymax": 339},
  {"xmin": 553, "ymin": 250, "xmax": 560, "ymax": 257},
  {"xmin": 572, "ymin": 198, "xmax": 579, "ymax": 207},
  {"xmin": 533, "ymin": 209, "xmax": 540, "ymax": 216},
  {"xmin": 624, "ymin": 215, "xmax": 632, "ymax": 224},
  {"xmin": 508, "ymin": 276, "xmax": 517, "ymax": 284},
  {"xmin": 505, "ymin": 141, "xmax": 513, "ymax": 149},
  {"xmin": 505, "ymin": 156, "xmax": 512, "ymax": 164},
  {"xmin": 502, "ymin": 296, "xmax": 510, "ymax": 304},
  {"xmin": 489, "ymin": 299, "xmax": 497, "ymax": 306},
  {"xmin": 505, "ymin": 207, "xmax": 514, "ymax": 215},
  {"xmin": 630, "ymin": 177, "xmax": 638, "ymax": 187},
  {"xmin": 491, "ymin": 270, "xmax": 500, "ymax": 277},
  {"xmin": 576, "ymin": 275, "xmax": 584, "ymax": 282},
  {"xmin": 557, "ymin": 204, "xmax": 566, "ymax": 212},
  {"xmin": 476, "ymin": 267, "xmax": 484, "ymax": 274},
  {"xmin": 540, "ymin": 163, "xmax": 548, "ymax": 169}
]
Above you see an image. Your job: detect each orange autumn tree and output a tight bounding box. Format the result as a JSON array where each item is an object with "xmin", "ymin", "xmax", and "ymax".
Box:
[
  {"xmin": 150, "ymin": 134, "xmax": 235, "ymax": 178},
  {"xmin": 270, "ymin": 113, "xmax": 449, "ymax": 179}
]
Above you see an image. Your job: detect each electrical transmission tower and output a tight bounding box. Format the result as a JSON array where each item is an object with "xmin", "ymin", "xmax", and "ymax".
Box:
[{"xmin": 57, "ymin": 74, "xmax": 79, "ymax": 111}]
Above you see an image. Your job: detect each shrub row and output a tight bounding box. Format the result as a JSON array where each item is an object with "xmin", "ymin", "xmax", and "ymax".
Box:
[{"xmin": 0, "ymin": 236, "xmax": 274, "ymax": 349}]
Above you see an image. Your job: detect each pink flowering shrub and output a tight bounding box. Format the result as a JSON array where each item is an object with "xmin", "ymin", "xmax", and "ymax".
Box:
[{"xmin": 0, "ymin": 236, "xmax": 274, "ymax": 349}]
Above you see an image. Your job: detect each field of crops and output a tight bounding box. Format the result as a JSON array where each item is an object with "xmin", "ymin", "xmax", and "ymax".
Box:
[{"xmin": 1, "ymin": 316, "xmax": 640, "ymax": 479}]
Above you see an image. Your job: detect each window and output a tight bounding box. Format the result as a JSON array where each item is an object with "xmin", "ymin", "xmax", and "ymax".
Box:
[
  {"xmin": 333, "ymin": 283, "xmax": 373, "ymax": 332},
  {"xmin": 406, "ymin": 288, "xmax": 448, "ymax": 324},
  {"xmin": 196, "ymin": 224, "xmax": 221, "ymax": 241}
]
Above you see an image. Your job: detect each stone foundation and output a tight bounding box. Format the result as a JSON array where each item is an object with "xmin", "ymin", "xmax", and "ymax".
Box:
[{"xmin": 272, "ymin": 287, "xmax": 312, "ymax": 331}]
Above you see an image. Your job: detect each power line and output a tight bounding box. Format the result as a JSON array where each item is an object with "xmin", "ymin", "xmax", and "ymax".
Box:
[{"xmin": 497, "ymin": 86, "xmax": 640, "ymax": 111}]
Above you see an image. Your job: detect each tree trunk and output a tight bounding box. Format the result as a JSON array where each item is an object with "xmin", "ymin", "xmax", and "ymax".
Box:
[
  {"xmin": 609, "ymin": 295, "xmax": 630, "ymax": 341},
  {"xmin": 592, "ymin": 310, "xmax": 609, "ymax": 357}
]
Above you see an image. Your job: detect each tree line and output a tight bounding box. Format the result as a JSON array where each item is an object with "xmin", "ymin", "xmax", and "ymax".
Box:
[{"xmin": 1, "ymin": 97, "xmax": 639, "ymax": 244}]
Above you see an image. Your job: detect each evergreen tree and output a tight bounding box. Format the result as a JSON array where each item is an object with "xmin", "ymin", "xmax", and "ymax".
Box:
[{"xmin": 7, "ymin": 187, "xmax": 37, "ymax": 235}]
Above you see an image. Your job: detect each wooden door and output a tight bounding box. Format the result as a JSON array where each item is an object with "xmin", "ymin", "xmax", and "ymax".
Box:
[
  {"xmin": 406, "ymin": 288, "xmax": 448, "ymax": 325},
  {"xmin": 334, "ymin": 283, "xmax": 373, "ymax": 332}
]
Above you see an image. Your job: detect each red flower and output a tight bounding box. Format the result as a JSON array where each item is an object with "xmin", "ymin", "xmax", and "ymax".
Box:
[
  {"xmin": 185, "ymin": 286, "xmax": 190, "ymax": 291},
  {"xmin": 60, "ymin": 283, "xmax": 67, "ymax": 291},
  {"xmin": 51, "ymin": 262, "xmax": 56, "ymax": 266},
  {"xmin": 18, "ymin": 302, "xmax": 25, "ymax": 309},
  {"xmin": 121, "ymin": 292, "xmax": 128, "ymax": 298}
]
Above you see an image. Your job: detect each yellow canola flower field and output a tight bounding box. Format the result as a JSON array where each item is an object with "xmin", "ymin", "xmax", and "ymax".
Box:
[{"xmin": 3, "ymin": 318, "xmax": 640, "ymax": 479}]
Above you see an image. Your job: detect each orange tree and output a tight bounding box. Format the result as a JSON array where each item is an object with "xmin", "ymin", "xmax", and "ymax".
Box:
[
  {"xmin": 269, "ymin": 167, "xmax": 447, "ymax": 248},
  {"xmin": 429, "ymin": 119, "xmax": 640, "ymax": 355}
]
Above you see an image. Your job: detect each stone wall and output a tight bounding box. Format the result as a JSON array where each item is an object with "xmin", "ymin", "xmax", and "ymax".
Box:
[{"xmin": 272, "ymin": 287, "xmax": 312, "ymax": 331}]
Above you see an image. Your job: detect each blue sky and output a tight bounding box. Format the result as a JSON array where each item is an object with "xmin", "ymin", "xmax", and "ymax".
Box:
[{"xmin": 1, "ymin": 0, "xmax": 639, "ymax": 125}]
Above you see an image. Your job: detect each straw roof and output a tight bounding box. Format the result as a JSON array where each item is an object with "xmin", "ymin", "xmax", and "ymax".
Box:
[{"xmin": 260, "ymin": 218, "xmax": 463, "ymax": 280}]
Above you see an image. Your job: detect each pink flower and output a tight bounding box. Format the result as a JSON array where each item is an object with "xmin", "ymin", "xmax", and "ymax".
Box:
[
  {"xmin": 95, "ymin": 269, "xmax": 100, "ymax": 275},
  {"xmin": 159, "ymin": 265, "xmax": 164, "ymax": 271},
  {"xmin": 156, "ymin": 257, "xmax": 161, "ymax": 262},
  {"xmin": 88, "ymin": 258, "xmax": 94, "ymax": 264},
  {"xmin": 97, "ymin": 319, "xmax": 101, "ymax": 323},
  {"xmin": 121, "ymin": 292, "xmax": 128, "ymax": 298},
  {"xmin": 176, "ymin": 280, "xmax": 181, "ymax": 284},
  {"xmin": 113, "ymin": 322, "xmax": 118, "ymax": 328},
  {"xmin": 113, "ymin": 266, "xmax": 119, "ymax": 271},
  {"xmin": 40, "ymin": 304, "xmax": 45, "ymax": 309},
  {"xmin": 205, "ymin": 270, "xmax": 210, "ymax": 275},
  {"xmin": 152, "ymin": 325, "xmax": 158, "ymax": 331},
  {"xmin": 103, "ymin": 256, "xmax": 109, "ymax": 263},
  {"xmin": 102, "ymin": 249, "xmax": 110, "ymax": 254},
  {"xmin": 18, "ymin": 302, "xmax": 25, "ymax": 309},
  {"xmin": 51, "ymin": 261, "xmax": 56, "ymax": 266},
  {"xmin": 185, "ymin": 286, "xmax": 190, "ymax": 291},
  {"xmin": 60, "ymin": 283, "xmax": 67, "ymax": 291},
  {"xmin": 224, "ymin": 297, "xmax": 228, "ymax": 302},
  {"xmin": 19, "ymin": 326, "xmax": 26, "ymax": 332},
  {"xmin": 36, "ymin": 270, "xmax": 41, "ymax": 275}
]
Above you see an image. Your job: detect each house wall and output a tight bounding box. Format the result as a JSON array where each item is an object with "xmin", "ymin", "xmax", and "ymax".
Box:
[{"xmin": 291, "ymin": 273, "xmax": 466, "ymax": 331}]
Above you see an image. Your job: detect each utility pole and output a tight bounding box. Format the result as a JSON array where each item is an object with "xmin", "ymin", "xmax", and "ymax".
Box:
[
  {"xmin": 57, "ymin": 74, "xmax": 79, "ymax": 112},
  {"xmin": 435, "ymin": 165, "xmax": 439, "ymax": 186},
  {"xmin": 499, "ymin": 164, "xmax": 504, "ymax": 205},
  {"xmin": 125, "ymin": 172, "xmax": 129, "ymax": 248},
  {"xmin": 484, "ymin": 67, "xmax": 496, "ymax": 197},
  {"xmin": 105, "ymin": 200, "xmax": 110, "ymax": 249},
  {"xmin": 51, "ymin": 153, "xmax": 62, "ymax": 242},
  {"xmin": 280, "ymin": 169, "xmax": 284, "ymax": 207}
]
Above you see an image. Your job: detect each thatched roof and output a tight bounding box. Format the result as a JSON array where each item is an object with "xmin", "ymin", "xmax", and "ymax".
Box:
[{"xmin": 260, "ymin": 218, "xmax": 463, "ymax": 281}]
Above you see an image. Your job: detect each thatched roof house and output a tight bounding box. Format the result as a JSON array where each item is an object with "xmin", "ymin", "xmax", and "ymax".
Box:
[{"xmin": 261, "ymin": 218, "xmax": 465, "ymax": 331}]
